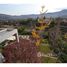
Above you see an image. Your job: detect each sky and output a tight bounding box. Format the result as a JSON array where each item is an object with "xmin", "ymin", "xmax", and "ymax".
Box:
[{"xmin": 0, "ymin": 0, "xmax": 67, "ymax": 15}]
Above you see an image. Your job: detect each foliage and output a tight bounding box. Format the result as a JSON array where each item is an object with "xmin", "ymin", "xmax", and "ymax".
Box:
[
  {"xmin": 18, "ymin": 26, "xmax": 25, "ymax": 32},
  {"xmin": 48, "ymin": 20, "xmax": 56, "ymax": 28},
  {"xmin": 59, "ymin": 52, "xmax": 67, "ymax": 63},
  {"xmin": 18, "ymin": 18, "xmax": 37, "ymax": 26},
  {"xmin": 53, "ymin": 37, "xmax": 67, "ymax": 62},
  {"xmin": 18, "ymin": 26, "xmax": 31, "ymax": 35}
]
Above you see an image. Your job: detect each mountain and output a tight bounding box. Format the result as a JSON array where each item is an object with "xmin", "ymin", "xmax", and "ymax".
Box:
[
  {"xmin": 0, "ymin": 9, "xmax": 67, "ymax": 21},
  {"xmin": 0, "ymin": 14, "xmax": 13, "ymax": 21},
  {"xmin": 45, "ymin": 9, "xmax": 67, "ymax": 18},
  {"xmin": 0, "ymin": 14, "xmax": 39, "ymax": 21},
  {"xmin": 13, "ymin": 14, "xmax": 39, "ymax": 19}
]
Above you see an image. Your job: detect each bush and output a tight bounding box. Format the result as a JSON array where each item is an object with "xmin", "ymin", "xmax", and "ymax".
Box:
[
  {"xmin": 48, "ymin": 20, "xmax": 56, "ymax": 28},
  {"xmin": 18, "ymin": 26, "xmax": 31, "ymax": 35}
]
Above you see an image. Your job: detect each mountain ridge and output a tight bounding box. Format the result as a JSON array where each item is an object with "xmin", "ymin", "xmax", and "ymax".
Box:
[{"xmin": 0, "ymin": 9, "xmax": 67, "ymax": 21}]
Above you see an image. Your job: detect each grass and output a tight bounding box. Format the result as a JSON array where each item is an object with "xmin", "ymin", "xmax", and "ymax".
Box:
[
  {"xmin": 41, "ymin": 57, "xmax": 58, "ymax": 63},
  {"xmin": 38, "ymin": 39, "xmax": 51, "ymax": 54},
  {"xmin": 38, "ymin": 42, "xmax": 60, "ymax": 63},
  {"xmin": 38, "ymin": 39, "xmax": 59, "ymax": 63},
  {"xmin": 38, "ymin": 44, "xmax": 51, "ymax": 54}
]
